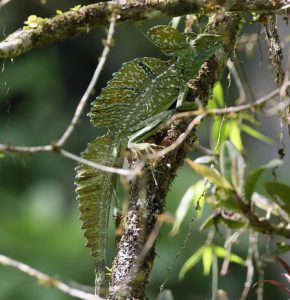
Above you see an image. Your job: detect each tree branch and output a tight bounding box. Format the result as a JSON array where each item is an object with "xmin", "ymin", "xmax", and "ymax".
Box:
[
  {"xmin": 0, "ymin": 0, "xmax": 288, "ymax": 58},
  {"xmin": 0, "ymin": 254, "xmax": 103, "ymax": 300}
]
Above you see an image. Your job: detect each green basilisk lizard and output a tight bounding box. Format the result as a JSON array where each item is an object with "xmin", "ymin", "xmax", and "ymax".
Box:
[{"xmin": 75, "ymin": 25, "xmax": 222, "ymax": 295}]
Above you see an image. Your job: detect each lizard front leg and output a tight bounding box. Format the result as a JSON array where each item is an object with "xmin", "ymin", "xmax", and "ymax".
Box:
[{"xmin": 127, "ymin": 110, "xmax": 173, "ymax": 154}]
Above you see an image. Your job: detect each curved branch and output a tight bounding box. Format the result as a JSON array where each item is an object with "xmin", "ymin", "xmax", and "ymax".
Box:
[{"xmin": 0, "ymin": 0, "xmax": 288, "ymax": 58}]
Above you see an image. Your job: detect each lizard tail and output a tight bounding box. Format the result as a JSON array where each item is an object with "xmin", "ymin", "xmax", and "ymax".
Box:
[{"xmin": 75, "ymin": 133, "xmax": 122, "ymax": 295}]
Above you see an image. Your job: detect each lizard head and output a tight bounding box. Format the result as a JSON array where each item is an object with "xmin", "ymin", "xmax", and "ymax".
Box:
[
  {"xmin": 189, "ymin": 33, "xmax": 223, "ymax": 61},
  {"xmin": 148, "ymin": 26, "xmax": 222, "ymax": 62}
]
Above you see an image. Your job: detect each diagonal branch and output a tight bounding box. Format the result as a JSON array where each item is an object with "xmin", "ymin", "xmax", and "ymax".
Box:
[
  {"xmin": 0, "ymin": 254, "xmax": 103, "ymax": 300},
  {"xmin": 56, "ymin": 13, "xmax": 117, "ymax": 147},
  {"xmin": 0, "ymin": 0, "xmax": 288, "ymax": 58}
]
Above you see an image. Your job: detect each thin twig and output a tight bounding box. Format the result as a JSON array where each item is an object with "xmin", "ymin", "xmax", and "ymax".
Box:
[
  {"xmin": 0, "ymin": 144, "xmax": 53, "ymax": 153},
  {"xmin": 240, "ymin": 232, "xmax": 257, "ymax": 300},
  {"xmin": 192, "ymin": 143, "xmax": 215, "ymax": 156},
  {"xmin": 60, "ymin": 149, "xmax": 141, "ymax": 177},
  {"xmin": 56, "ymin": 14, "xmax": 117, "ymax": 147},
  {"xmin": 0, "ymin": 144, "xmax": 140, "ymax": 177},
  {"xmin": 254, "ymin": 244, "xmax": 265, "ymax": 300},
  {"xmin": 220, "ymin": 229, "xmax": 233, "ymax": 276},
  {"xmin": 227, "ymin": 59, "xmax": 247, "ymax": 103},
  {"xmin": 0, "ymin": 254, "xmax": 103, "ymax": 300},
  {"xmin": 146, "ymin": 88, "xmax": 280, "ymax": 161}
]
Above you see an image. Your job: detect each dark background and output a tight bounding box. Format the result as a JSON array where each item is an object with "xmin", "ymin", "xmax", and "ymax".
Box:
[{"xmin": 0, "ymin": 1, "xmax": 289, "ymax": 299}]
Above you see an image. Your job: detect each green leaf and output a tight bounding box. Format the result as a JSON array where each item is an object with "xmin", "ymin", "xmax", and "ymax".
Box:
[
  {"xmin": 200, "ymin": 213, "xmax": 217, "ymax": 230},
  {"xmin": 202, "ymin": 246, "xmax": 213, "ymax": 275},
  {"xmin": 220, "ymin": 141, "xmax": 246, "ymax": 197},
  {"xmin": 186, "ymin": 159, "xmax": 232, "ymax": 190},
  {"xmin": 213, "ymin": 245, "xmax": 244, "ymax": 264},
  {"xmin": 276, "ymin": 242, "xmax": 290, "ymax": 252},
  {"xmin": 171, "ymin": 186, "xmax": 195, "ymax": 236},
  {"xmin": 244, "ymin": 159, "xmax": 284, "ymax": 201},
  {"xmin": 0, "ymin": 152, "xmax": 4, "ymax": 159},
  {"xmin": 157, "ymin": 290, "xmax": 174, "ymax": 300},
  {"xmin": 207, "ymin": 99, "xmax": 217, "ymax": 109},
  {"xmin": 241, "ymin": 113, "xmax": 259, "ymax": 125},
  {"xmin": 265, "ymin": 181, "xmax": 290, "ymax": 214},
  {"xmin": 208, "ymin": 82, "xmax": 224, "ymax": 109},
  {"xmin": 179, "ymin": 246, "xmax": 205, "ymax": 279},
  {"xmin": 228, "ymin": 120, "xmax": 243, "ymax": 151},
  {"xmin": 241, "ymin": 124, "xmax": 273, "ymax": 144},
  {"xmin": 213, "ymin": 82, "xmax": 224, "ymax": 107},
  {"xmin": 171, "ymin": 181, "xmax": 205, "ymax": 235}
]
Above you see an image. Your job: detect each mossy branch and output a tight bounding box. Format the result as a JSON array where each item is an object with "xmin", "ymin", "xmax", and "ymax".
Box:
[{"xmin": 0, "ymin": 0, "xmax": 288, "ymax": 58}]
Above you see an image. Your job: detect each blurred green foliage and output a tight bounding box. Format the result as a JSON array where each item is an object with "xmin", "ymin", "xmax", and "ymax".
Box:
[{"xmin": 0, "ymin": 1, "xmax": 289, "ymax": 300}]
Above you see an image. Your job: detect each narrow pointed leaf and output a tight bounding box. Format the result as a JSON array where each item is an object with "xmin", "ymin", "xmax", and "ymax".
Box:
[
  {"xmin": 229, "ymin": 120, "xmax": 243, "ymax": 151},
  {"xmin": 179, "ymin": 246, "xmax": 205, "ymax": 279},
  {"xmin": 265, "ymin": 181, "xmax": 290, "ymax": 214},
  {"xmin": 241, "ymin": 124, "xmax": 273, "ymax": 144},
  {"xmin": 241, "ymin": 113, "xmax": 259, "ymax": 125},
  {"xmin": 171, "ymin": 186, "xmax": 195, "ymax": 236},
  {"xmin": 202, "ymin": 246, "xmax": 213, "ymax": 275},
  {"xmin": 186, "ymin": 159, "xmax": 232, "ymax": 190},
  {"xmin": 171, "ymin": 181, "xmax": 206, "ymax": 235},
  {"xmin": 200, "ymin": 213, "xmax": 218, "ymax": 230},
  {"xmin": 220, "ymin": 141, "xmax": 246, "ymax": 197},
  {"xmin": 213, "ymin": 245, "xmax": 244, "ymax": 264},
  {"xmin": 213, "ymin": 82, "xmax": 224, "ymax": 107},
  {"xmin": 244, "ymin": 159, "xmax": 283, "ymax": 201}
]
